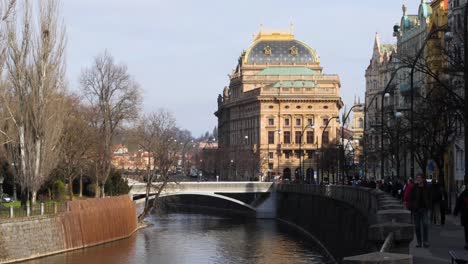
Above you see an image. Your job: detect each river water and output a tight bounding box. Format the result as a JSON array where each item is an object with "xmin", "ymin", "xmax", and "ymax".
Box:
[{"xmin": 22, "ymin": 213, "xmax": 333, "ymax": 264}]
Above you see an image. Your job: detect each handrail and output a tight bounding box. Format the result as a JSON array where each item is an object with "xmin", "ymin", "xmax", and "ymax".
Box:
[{"xmin": 379, "ymin": 232, "xmax": 394, "ymax": 252}]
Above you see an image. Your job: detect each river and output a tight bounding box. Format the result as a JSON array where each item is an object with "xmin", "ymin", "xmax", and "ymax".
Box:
[{"xmin": 22, "ymin": 213, "xmax": 333, "ymax": 264}]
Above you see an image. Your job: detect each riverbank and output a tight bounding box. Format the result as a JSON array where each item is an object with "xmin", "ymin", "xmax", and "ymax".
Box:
[{"xmin": 0, "ymin": 196, "xmax": 137, "ymax": 264}]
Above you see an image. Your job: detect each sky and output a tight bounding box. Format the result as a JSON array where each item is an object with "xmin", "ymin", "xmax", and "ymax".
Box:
[{"xmin": 62, "ymin": 0, "xmax": 421, "ymax": 137}]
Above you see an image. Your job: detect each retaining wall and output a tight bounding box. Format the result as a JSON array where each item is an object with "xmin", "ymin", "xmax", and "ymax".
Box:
[
  {"xmin": 275, "ymin": 184, "xmax": 414, "ymax": 263},
  {"xmin": 0, "ymin": 196, "xmax": 137, "ymax": 263}
]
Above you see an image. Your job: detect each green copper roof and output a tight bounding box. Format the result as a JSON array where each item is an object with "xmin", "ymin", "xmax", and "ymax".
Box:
[
  {"xmin": 257, "ymin": 67, "xmax": 319, "ymax": 76},
  {"xmin": 272, "ymin": 80, "xmax": 316, "ymax": 88}
]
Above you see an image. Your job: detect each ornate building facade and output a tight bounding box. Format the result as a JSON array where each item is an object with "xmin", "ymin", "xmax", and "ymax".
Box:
[
  {"xmin": 215, "ymin": 27, "xmax": 343, "ymax": 181},
  {"xmin": 448, "ymin": 0, "xmax": 466, "ymax": 184},
  {"xmin": 364, "ymin": 33, "xmax": 398, "ymax": 180}
]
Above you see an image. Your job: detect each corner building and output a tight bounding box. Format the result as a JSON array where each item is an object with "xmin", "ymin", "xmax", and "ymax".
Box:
[{"xmin": 215, "ymin": 28, "xmax": 343, "ymax": 181}]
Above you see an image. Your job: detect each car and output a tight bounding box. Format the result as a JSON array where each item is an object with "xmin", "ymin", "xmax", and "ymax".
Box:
[{"xmin": 1, "ymin": 194, "xmax": 12, "ymax": 203}]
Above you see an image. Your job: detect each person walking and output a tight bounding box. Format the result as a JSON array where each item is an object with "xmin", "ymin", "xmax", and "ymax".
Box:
[
  {"xmin": 410, "ymin": 174, "xmax": 431, "ymax": 248},
  {"xmin": 431, "ymin": 179, "xmax": 443, "ymax": 225},
  {"xmin": 453, "ymin": 186, "xmax": 468, "ymax": 250},
  {"xmin": 403, "ymin": 178, "xmax": 414, "ymax": 210}
]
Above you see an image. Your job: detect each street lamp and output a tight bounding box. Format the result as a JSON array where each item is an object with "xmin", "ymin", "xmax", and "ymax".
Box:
[
  {"xmin": 363, "ymin": 64, "xmax": 409, "ymax": 180},
  {"xmin": 298, "ymin": 124, "xmax": 315, "ymax": 183},
  {"xmin": 321, "ymin": 116, "xmax": 340, "ymax": 184},
  {"xmin": 341, "ymin": 104, "xmax": 363, "ymax": 184},
  {"xmin": 406, "ymin": 26, "xmax": 455, "ymax": 180},
  {"xmin": 380, "ymin": 92, "xmax": 391, "ymax": 181},
  {"xmin": 277, "ymin": 129, "xmax": 282, "ymax": 177}
]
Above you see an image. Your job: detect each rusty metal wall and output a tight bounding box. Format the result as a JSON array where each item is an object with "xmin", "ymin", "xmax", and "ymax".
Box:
[
  {"xmin": 62, "ymin": 195, "xmax": 137, "ymax": 248},
  {"xmin": 0, "ymin": 196, "xmax": 138, "ymax": 264}
]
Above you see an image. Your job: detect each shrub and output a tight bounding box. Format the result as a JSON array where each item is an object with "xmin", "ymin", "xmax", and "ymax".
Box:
[
  {"xmin": 52, "ymin": 180, "xmax": 66, "ymax": 201},
  {"xmin": 105, "ymin": 169, "xmax": 130, "ymax": 196}
]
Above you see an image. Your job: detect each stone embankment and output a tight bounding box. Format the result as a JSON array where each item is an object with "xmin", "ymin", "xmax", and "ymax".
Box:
[
  {"xmin": 0, "ymin": 195, "xmax": 137, "ymax": 264},
  {"xmin": 275, "ymin": 184, "xmax": 413, "ymax": 264}
]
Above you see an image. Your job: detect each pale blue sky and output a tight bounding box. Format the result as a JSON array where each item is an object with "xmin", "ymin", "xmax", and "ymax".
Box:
[{"xmin": 63, "ymin": 0, "xmax": 421, "ymax": 137}]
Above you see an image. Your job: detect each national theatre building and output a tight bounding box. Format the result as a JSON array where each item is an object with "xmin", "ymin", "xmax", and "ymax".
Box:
[{"xmin": 215, "ymin": 27, "xmax": 343, "ymax": 181}]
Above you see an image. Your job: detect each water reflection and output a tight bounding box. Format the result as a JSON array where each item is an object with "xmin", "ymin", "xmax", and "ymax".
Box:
[{"xmin": 22, "ymin": 213, "xmax": 332, "ymax": 264}]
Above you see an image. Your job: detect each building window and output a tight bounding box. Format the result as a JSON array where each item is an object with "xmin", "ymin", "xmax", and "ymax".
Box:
[
  {"xmin": 284, "ymin": 118, "xmax": 290, "ymax": 126},
  {"xmin": 295, "ymin": 131, "xmax": 302, "ymax": 144},
  {"xmin": 307, "ymin": 118, "xmax": 314, "ymax": 126},
  {"xmin": 306, "ymin": 131, "xmax": 314, "ymax": 144},
  {"xmin": 268, "ymin": 163, "xmax": 273, "ymax": 170},
  {"xmin": 307, "ymin": 151, "xmax": 313, "ymax": 159},
  {"xmin": 296, "ymin": 118, "xmax": 301, "ymax": 126},
  {"xmin": 284, "ymin": 131, "xmax": 291, "ymax": 144},
  {"xmin": 268, "ymin": 118, "xmax": 274, "ymax": 126},
  {"xmin": 323, "ymin": 119, "xmax": 329, "ymax": 126},
  {"xmin": 295, "ymin": 151, "xmax": 301, "ymax": 159},
  {"xmin": 285, "ymin": 151, "xmax": 291, "ymax": 159},
  {"xmin": 268, "ymin": 131, "xmax": 274, "ymax": 144},
  {"xmin": 358, "ymin": 118, "xmax": 364, "ymax": 128},
  {"xmin": 322, "ymin": 131, "xmax": 329, "ymax": 144},
  {"xmin": 269, "ymin": 152, "xmax": 274, "ymax": 159}
]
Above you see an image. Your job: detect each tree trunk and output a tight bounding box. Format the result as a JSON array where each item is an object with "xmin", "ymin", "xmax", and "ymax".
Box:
[
  {"xmin": 79, "ymin": 171, "xmax": 83, "ymax": 198},
  {"xmin": 20, "ymin": 188, "xmax": 27, "ymax": 207},
  {"xmin": 31, "ymin": 191, "xmax": 37, "ymax": 205},
  {"xmin": 94, "ymin": 182, "xmax": 100, "ymax": 198},
  {"xmin": 101, "ymin": 184, "xmax": 105, "ymax": 198},
  {"xmin": 68, "ymin": 174, "xmax": 74, "ymax": 201}
]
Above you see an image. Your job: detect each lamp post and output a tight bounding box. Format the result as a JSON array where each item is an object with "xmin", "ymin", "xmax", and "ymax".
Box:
[
  {"xmin": 321, "ymin": 116, "xmax": 340, "ymax": 184},
  {"xmin": 276, "ymin": 129, "xmax": 282, "ymax": 177},
  {"xmin": 341, "ymin": 104, "xmax": 363, "ymax": 184},
  {"xmin": 380, "ymin": 92, "xmax": 391, "ymax": 181},
  {"xmin": 364, "ymin": 64, "xmax": 409, "ymax": 181},
  {"xmin": 298, "ymin": 124, "xmax": 315, "ymax": 183},
  {"xmin": 405, "ymin": 26, "xmax": 454, "ymax": 179}
]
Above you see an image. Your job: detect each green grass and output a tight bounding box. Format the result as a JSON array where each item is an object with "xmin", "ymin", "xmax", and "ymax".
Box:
[{"xmin": 2, "ymin": 201, "xmax": 20, "ymax": 208}]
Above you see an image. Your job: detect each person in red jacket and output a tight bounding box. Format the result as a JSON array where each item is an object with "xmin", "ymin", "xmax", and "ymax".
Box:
[{"xmin": 403, "ymin": 178, "xmax": 414, "ymax": 210}]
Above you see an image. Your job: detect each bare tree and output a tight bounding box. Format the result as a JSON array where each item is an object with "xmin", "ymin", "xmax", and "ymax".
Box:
[
  {"xmin": 57, "ymin": 94, "xmax": 96, "ymax": 200},
  {"xmin": 80, "ymin": 51, "xmax": 141, "ymax": 197},
  {"xmin": 0, "ymin": 0, "xmax": 16, "ymax": 78},
  {"xmin": 133, "ymin": 110, "xmax": 181, "ymax": 221},
  {"xmin": 0, "ymin": 0, "xmax": 67, "ymax": 204}
]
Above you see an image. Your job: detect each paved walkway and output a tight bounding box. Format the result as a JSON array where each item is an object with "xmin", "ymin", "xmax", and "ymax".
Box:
[{"xmin": 411, "ymin": 214, "xmax": 467, "ymax": 264}]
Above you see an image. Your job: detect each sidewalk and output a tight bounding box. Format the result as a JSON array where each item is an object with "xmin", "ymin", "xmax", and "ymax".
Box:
[{"xmin": 411, "ymin": 214, "xmax": 467, "ymax": 264}]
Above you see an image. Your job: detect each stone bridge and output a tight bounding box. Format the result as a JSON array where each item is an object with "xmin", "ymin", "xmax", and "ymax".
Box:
[
  {"xmin": 129, "ymin": 181, "xmax": 276, "ymax": 217},
  {"xmin": 129, "ymin": 181, "xmax": 414, "ymax": 263}
]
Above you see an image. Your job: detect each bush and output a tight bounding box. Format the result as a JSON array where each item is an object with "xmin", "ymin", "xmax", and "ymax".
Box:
[
  {"xmin": 105, "ymin": 169, "xmax": 130, "ymax": 196},
  {"xmin": 86, "ymin": 183, "xmax": 97, "ymax": 197},
  {"xmin": 52, "ymin": 180, "xmax": 66, "ymax": 201}
]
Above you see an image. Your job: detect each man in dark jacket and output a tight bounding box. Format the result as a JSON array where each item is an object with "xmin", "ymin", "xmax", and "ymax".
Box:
[
  {"xmin": 454, "ymin": 186, "xmax": 468, "ymax": 250},
  {"xmin": 410, "ymin": 174, "xmax": 431, "ymax": 248}
]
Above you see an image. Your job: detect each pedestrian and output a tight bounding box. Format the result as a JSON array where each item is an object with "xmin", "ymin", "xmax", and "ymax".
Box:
[
  {"xmin": 403, "ymin": 178, "xmax": 414, "ymax": 210},
  {"xmin": 453, "ymin": 185, "xmax": 468, "ymax": 250},
  {"xmin": 431, "ymin": 179, "xmax": 443, "ymax": 225},
  {"xmin": 410, "ymin": 174, "xmax": 431, "ymax": 248},
  {"xmin": 440, "ymin": 185, "xmax": 447, "ymax": 225}
]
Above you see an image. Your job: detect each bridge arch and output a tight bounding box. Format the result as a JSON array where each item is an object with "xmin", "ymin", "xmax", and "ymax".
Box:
[{"xmin": 156, "ymin": 192, "xmax": 257, "ymax": 211}]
